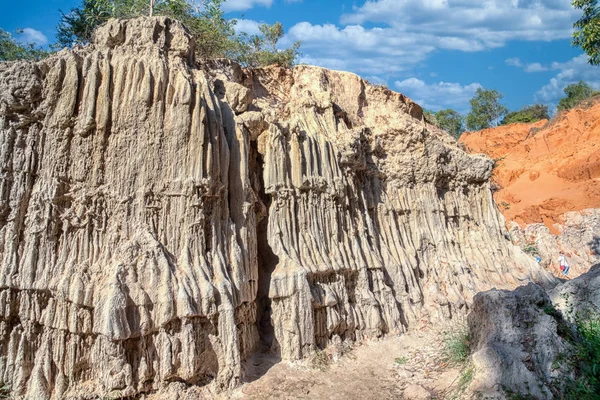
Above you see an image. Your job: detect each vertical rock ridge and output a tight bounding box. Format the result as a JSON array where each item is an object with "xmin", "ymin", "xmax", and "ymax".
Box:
[
  {"xmin": 249, "ymin": 64, "xmax": 554, "ymax": 360},
  {"xmin": 0, "ymin": 16, "xmax": 552, "ymax": 399}
]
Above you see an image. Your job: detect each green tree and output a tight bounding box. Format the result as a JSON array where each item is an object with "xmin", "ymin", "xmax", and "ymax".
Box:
[
  {"xmin": 56, "ymin": 0, "xmax": 211, "ymax": 49},
  {"xmin": 501, "ymin": 104, "xmax": 549, "ymax": 125},
  {"xmin": 466, "ymin": 88, "xmax": 508, "ymax": 131},
  {"xmin": 557, "ymin": 81, "xmax": 596, "ymax": 111},
  {"xmin": 572, "ymin": 0, "xmax": 600, "ymax": 66},
  {"xmin": 171, "ymin": 0, "xmax": 241, "ymax": 60},
  {"xmin": 238, "ymin": 22, "xmax": 301, "ymax": 68},
  {"xmin": 435, "ymin": 109, "xmax": 464, "ymax": 139},
  {"xmin": 56, "ymin": 0, "xmax": 112, "ymax": 47},
  {"xmin": 0, "ymin": 28, "xmax": 48, "ymax": 61},
  {"xmin": 54, "ymin": 0, "xmax": 300, "ymax": 66}
]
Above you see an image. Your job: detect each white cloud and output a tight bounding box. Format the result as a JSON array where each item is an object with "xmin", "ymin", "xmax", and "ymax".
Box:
[
  {"xmin": 505, "ymin": 58, "xmax": 549, "ymax": 72},
  {"xmin": 222, "ymin": 0, "xmax": 273, "ymax": 12},
  {"xmin": 524, "ymin": 62, "xmax": 548, "ymax": 72},
  {"xmin": 535, "ymin": 55, "xmax": 600, "ymax": 103},
  {"xmin": 365, "ymin": 75, "xmax": 388, "ymax": 86},
  {"xmin": 341, "ymin": 0, "xmax": 578, "ymax": 48},
  {"xmin": 284, "ymin": 22, "xmax": 437, "ymax": 75},
  {"xmin": 284, "ymin": 0, "xmax": 581, "ymax": 82},
  {"xmin": 394, "ymin": 78, "xmax": 482, "ymax": 112},
  {"xmin": 505, "ymin": 58, "xmax": 523, "ymax": 67},
  {"xmin": 234, "ymin": 19, "xmax": 262, "ymax": 35},
  {"xmin": 19, "ymin": 28, "xmax": 48, "ymax": 46}
]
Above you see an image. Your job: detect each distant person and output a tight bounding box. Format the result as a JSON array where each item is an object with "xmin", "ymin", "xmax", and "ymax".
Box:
[{"xmin": 558, "ymin": 251, "xmax": 570, "ymax": 276}]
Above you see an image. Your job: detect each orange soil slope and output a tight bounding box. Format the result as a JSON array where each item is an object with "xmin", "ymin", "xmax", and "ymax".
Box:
[{"xmin": 460, "ymin": 99, "xmax": 600, "ymax": 230}]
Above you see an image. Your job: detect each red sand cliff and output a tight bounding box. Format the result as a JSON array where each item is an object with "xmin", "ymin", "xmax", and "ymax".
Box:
[{"xmin": 460, "ymin": 99, "xmax": 600, "ymax": 231}]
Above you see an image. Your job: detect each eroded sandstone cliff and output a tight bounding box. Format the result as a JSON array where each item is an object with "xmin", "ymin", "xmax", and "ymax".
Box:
[
  {"xmin": 460, "ymin": 101, "xmax": 600, "ymax": 228},
  {"xmin": 0, "ymin": 17, "xmax": 551, "ymax": 399},
  {"xmin": 460, "ymin": 100, "xmax": 600, "ymax": 276}
]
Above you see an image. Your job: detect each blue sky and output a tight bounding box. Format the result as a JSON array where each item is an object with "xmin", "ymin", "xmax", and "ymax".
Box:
[{"xmin": 2, "ymin": 0, "xmax": 599, "ymax": 113}]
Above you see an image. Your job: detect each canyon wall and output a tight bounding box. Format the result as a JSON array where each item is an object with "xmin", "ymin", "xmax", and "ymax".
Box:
[
  {"xmin": 0, "ymin": 17, "xmax": 550, "ymax": 399},
  {"xmin": 461, "ymin": 99, "xmax": 600, "ymax": 276}
]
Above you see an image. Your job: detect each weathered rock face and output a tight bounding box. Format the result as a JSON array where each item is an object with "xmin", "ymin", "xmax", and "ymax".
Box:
[
  {"xmin": 245, "ymin": 65, "xmax": 552, "ymax": 360},
  {"xmin": 468, "ymin": 283, "xmax": 570, "ymax": 399},
  {"xmin": 0, "ymin": 17, "xmax": 551, "ymax": 399},
  {"xmin": 1, "ymin": 18, "xmax": 256, "ymax": 398},
  {"xmin": 550, "ymin": 264, "xmax": 600, "ymax": 316},
  {"xmin": 468, "ymin": 265, "xmax": 600, "ymax": 399},
  {"xmin": 510, "ymin": 209, "xmax": 600, "ymax": 277}
]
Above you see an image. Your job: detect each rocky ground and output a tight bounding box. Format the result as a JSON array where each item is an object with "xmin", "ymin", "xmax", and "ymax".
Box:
[
  {"xmin": 143, "ymin": 265, "xmax": 600, "ymax": 400},
  {"xmin": 145, "ymin": 328, "xmax": 465, "ymax": 400},
  {"xmin": 510, "ymin": 209, "xmax": 600, "ymax": 278},
  {"xmin": 234, "ymin": 331, "xmax": 461, "ymax": 400}
]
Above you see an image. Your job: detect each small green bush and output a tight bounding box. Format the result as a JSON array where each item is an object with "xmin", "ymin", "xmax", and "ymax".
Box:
[
  {"xmin": 522, "ymin": 243, "xmax": 539, "ymax": 256},
  {"xmin": 394, "ymin": 356, "xmax": 408, "ymax": 365},
  {"xmin": 457, "ymin": 365, "xmax": 474, "ymax": 393},
  {"xmin": 564, "ymin": 313, "xmax": 600, "ymax": 398},
  {"xmin": 441, "ymin": 321, "xmax": 477, "ymax": 399},
  {"xmin": 447, "ymin": 365, "xmax": 475, "ymax": 400},
  {"xmin": 558, "ymin": 81, "xmax": 596, "ymax": 111},
  {"xmin": 543, "ymin": 304, "xmax": 560, "ymax": 318},
  {"xmin": 501, "ymin": 104, "xmax": 549, "ymax": 125},
  {"xmin": 443, "ymin": 324, "xmax": 471, "ymax": 366},
  {"xmin": 552, "ymin": 352, "xmax": 567, "ymax": 371}
]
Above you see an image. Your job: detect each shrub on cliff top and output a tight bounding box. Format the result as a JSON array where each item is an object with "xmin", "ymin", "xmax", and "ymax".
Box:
[
  {"xmin": 436, "ymin": 109, "xmax": 465, "ymax": 139},
  {"xmin": 55, "ymin": 0, "xmax": 300, "ymax": 67},
  {"xmin": 501, "ymin": 104, "xmax": 549, "ymax": 125},
  {"xmin": 234, "ymin": 22, "xmax": 301, "ymax": 68},
  {"xmin": 557, "ymin": 81, "xmax": 599, "ymax": 111}
]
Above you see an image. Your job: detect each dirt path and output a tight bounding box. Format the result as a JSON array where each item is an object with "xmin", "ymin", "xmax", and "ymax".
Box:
[{"xmin": 217, "ymin": 330, "xmax": 462, "ymax": 400}]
